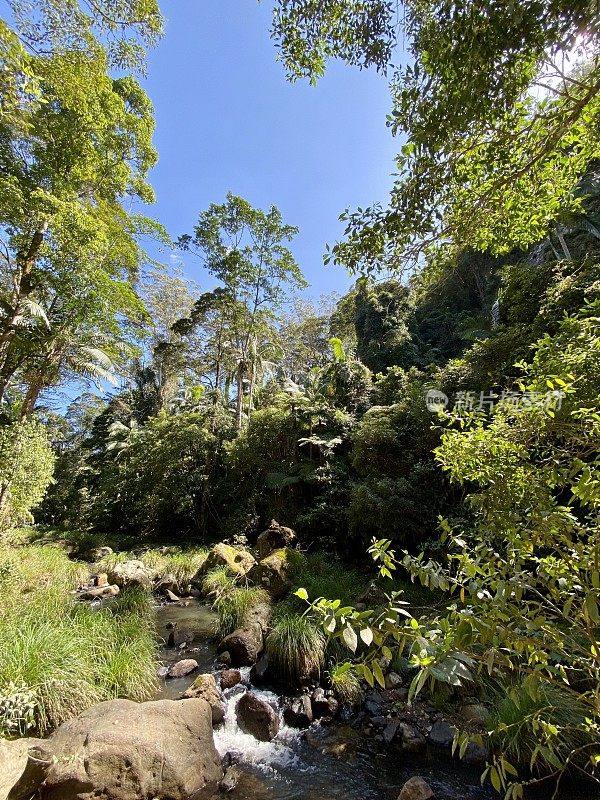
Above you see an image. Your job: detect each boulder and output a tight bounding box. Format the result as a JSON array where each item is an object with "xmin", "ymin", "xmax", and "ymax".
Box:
[
  {"xmin": 398, "ymin": 722, "xmax": 427, "ymax": 754},
  {"xmin": 428, "ymin": 718, "xmax": 455, "ymax": 748},
  {"xmin": 219, "ymin": 766, "xmax": 240, "ymax": 793},
  {"xmin": 311, "ymin": 688, "xmax": 339, "ymax": 719},
  {"xmin": 107, "ymin": 559, "xmax": 154, "ymax": 589},
  {"xmin": 256, "ymin": 521, "xmax": 296, "ymax": 559},
  {"xmin": 220, "ymin": 669, "xmax": 242, "ymax": 690},
  {"xmin": 248, "ymin": 549, "xmax": 293, "ymax": 600},
  {"xmin": 283, "ymin": 695, "xmax": 313, "ymax": 729},
  {"xmin": 92, "ymin": 572, "xmax": 109, "ymax": 587},
  {"xmin": 217, "ymin": 623, "xmax": 263, "ymax": 667},
  {"xmin": 0, "ymin": 738, "xmax": 51, "ymax": 800},
  {"xmin": 383, "ymin": 720, "xmax": 400, "ymax": 745},
  {"xmin": 236, "ymin": 693, "xmax": 280, "ymax": 742},
  {"xmin": 397, "ymin": 776, "xmax": 435, "ymax": 800},
  {"xmin": 245, "ymin": 601, "xmax": 272, "ymax": 633},
  {"xmin": 460, "ymin": 703, "xmax": 488, "ymax": 726},
  {"xmin": 41, "ymin": 698, "xmax": 222, "ymax": 800},
  {"xmin": 182, "ymin": 673, "xmax": 225, "ymax": 724},
  {"xmin": 81, "ymin": 546, "xmax": 113, "ymax": 562},
  {"xmin": 249, "ymin": 654, "xmax": 270, "ymax": 686},
  {"xmin": 199, "ymin": 544, "xmax": 255, "ymax": 579},
  {"xmin": 77, "ymin": 584, "xmax": 119, "ymax": 600},
  {"xmin": 167, "ymin": 658, "xmax": 199, "ymax": 679}
]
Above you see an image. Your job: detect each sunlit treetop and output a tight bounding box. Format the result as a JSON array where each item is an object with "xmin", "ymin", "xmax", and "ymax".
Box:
[{"xmin": 7, "ymin": 0, "xmax": 164, "ymax": 72}]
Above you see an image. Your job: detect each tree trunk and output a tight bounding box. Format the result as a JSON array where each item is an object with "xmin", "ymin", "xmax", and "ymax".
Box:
[
  {"xmin": 235, "ymin": 359, "xmax": 247, "ymax": 430},
  {"xmin": 0, "ymin": 221, "xmax": 48, "ymax": 403},
  {"xmin": 555, "ymin": 224, "xmax": 572, "ymax": 260}
]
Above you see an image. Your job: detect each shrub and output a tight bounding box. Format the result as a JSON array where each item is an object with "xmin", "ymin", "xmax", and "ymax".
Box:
[
  {"xmin": 0, "ymin": 419, "xmax": 55, "ymax": 528},
  {"xmin": 266, "ymin": 614, "xmax": 325, "ymax": 683}
]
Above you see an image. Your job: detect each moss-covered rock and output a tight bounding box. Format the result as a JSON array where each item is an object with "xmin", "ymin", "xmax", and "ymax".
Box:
[
  {"xmin": 248, "ymin": 548, "xmax": 295, "ymax": 600},
  {"xmin": 197, "ymin": 543, "xmax": 255, "ymax": 579}
]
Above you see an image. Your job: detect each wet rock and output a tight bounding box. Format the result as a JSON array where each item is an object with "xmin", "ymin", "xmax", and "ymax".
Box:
[
  {"xmin": 283, "ymin": 695, "xmax": 313, "ymax": 729},
  {"xmin": 398, "ymin": 722, "xmax": 427, "ymax": 754},
  {"xmin": 167, "ymin": 658, "xmax": 199, "ymax": 678},
  {"xmin": 0, "ymin": 738, "xmax": 51, "ymax": 800},
  {"xmin": 77, "ymin": 584, "xmax": 119, "ymax": 600},
  {"xmin": 166, "ymin": 622, "xmax": 194, "ymax": 648},
  {"xmin": 40, "ymin": 698, "xmax": 222, "ymax": 800},
  {"xmin": 248, "ymin": 549, "xmax": 293, "ymax": 600},
  {"xmin": 219, "ymin": 766, "xmax": 240, "ymax": 793},
  {"xmin": 383, "ymin": 720, "xmax": 400, "ymax": 744},
  {"xmin": 199, "ymin": 543, "xmax": 256, "ymax": 579},
  {"xmin": 157, "ymin": 665, "xmax": 169, "ymax": 678},
  {"xmin": 256, "ymin": 520, "xmax": 296, "ymax": 559},
  {"xmin": 182, "ymin": 673, "xmax": 225, "ymax": 724},
  {"xmin": 221, "ymin": 751, "xmax": 243, "ymax": 768},
  {"xmin": 218, "ymin": 650, "xmax": 232, "ymax": 668},
  {"xmin": 311, "ymin": 688, "xmax": 339, "ymax": 719},
  {"xmin": 463, "ymin": 740, "xmax": 490, "ymax": 767},
  {"xmin": 397, "ymin": 776, "xmax": 434, "ymax": 800},
  {"xmin": 81, "ymin": 546, "xmax": 113, "ymax": 562},
  {"xmin": 221, "ymin": 669, "xmax": 242, "ymax": 689},
  {"xmin": 217, "ymin": 622, "xmax": 263, "ymax": 667},
  {"xmin": 236, "ymin": 692, "xmax": 280, "ymax": 742},
  {"xmin": 371, "ymin": 715, "xmax": 387, "ymax": 729},
  {"xmin": 165, "ymin": 588, "xmax": 181, "ymax": 602},
  {"xmin": 107, "ymin": 559, "xmax": 154, "ymax": 589},
  {"xmin": 428, "ymin": 718, "xmax": 455, "ymax": 748},
  {"xmin": 365, "ymin": 700, "xmax": 382, "ymax": 715},
  {"xmin": 249, "ymin": 653, "xmax": 270, "ymax": 685}
]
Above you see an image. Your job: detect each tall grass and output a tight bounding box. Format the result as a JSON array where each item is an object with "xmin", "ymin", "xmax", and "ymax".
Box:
[
  {"xmin": 266, "ymin": 614, "xmax": 325, "ymax": 683},
  {"xmin": 0, "ymin": 546, "xmax": 158, "ymax": 735},
  {"xmin": 201, "ymin": 566, "xmax": 235, "ymax": 599},
  {"xmin": 212, "ymin": 586, "xmax": 270, "ymax": 639},
  {"xmin": 329, "ymin": 662, "xmax": 363, "ymax": 705}
]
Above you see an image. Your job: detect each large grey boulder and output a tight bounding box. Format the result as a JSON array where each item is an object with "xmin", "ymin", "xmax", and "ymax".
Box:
[
  {"xmin": 217, "ymin": 623, "xmax": 263, "ymax": 667},
  {"xmin": 236, "ymin": 693, "xmax": 279, "ymax": 742},
  {"xmin": 0, "ymin": 738, "xmax": 51, "ymax": 800},
  {"xmin": 256, "ymin": 521, "xmax": 296, "ymax": 559},
  {"xmin": 40, "ymin": 698, "xmax": 222, "ymax": 800},
  {"xmin": 107, "ymin": 559, "xmax": 154, "ymax": 589}
]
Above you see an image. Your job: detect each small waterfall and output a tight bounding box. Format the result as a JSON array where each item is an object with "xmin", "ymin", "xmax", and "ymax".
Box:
[{"xmin": 213, "ymin": 679, "xmax": 303, "ymax": 771}]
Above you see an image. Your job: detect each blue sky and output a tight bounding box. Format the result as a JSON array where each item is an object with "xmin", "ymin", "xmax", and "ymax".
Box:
[{"xmin": 143, "ymin": 0, "xmax": 402, "ymax": 304}]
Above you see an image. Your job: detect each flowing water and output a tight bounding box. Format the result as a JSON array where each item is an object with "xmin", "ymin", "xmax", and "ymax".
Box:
[{"xmin": 155, "ymin": 599, "xmax": 493, "ymax": 800}]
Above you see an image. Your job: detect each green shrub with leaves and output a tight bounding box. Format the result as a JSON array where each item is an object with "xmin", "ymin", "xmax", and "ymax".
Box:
[{"xmin": 0, "ymin": 419, "xmax": 55, "ymax": 528}]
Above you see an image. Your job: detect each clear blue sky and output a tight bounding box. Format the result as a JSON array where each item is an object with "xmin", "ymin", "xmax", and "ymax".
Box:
[{"xmin": 143, "ymin": 0, "xmax": 401, "ymax": 303}]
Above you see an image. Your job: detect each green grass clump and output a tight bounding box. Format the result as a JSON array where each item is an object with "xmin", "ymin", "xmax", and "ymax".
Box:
[
  {"xmin": 486, "ymin": 678, "xmax": 593, "ymax": 772},
  {"xmin": 329, "ymin": 661, "xmax": 363, "ymax": 705},
  {"xmin": 213, "ymin": 586, "xmax": 270, "ymax": 639},
  {"xmin": 0, "ymin": 545, "xmax": 158, "ymax": 735},
  {"xmin": 202, "ymin": 566, "xmax": 235, "ymax": 599},
  {"xmin": 266, "ymin": 614, "xmax": 325, "ymax": 683}
]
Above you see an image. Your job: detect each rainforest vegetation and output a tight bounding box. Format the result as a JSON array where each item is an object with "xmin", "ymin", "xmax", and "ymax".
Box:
[{"xmin": 0, "ymin": 1, "xmax": 599, "ymax": 799}]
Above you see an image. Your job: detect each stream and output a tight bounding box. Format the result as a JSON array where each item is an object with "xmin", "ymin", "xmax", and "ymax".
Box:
[{"xmin": 154, "ymin": 600, "xmax": 494, "ymax": 800}]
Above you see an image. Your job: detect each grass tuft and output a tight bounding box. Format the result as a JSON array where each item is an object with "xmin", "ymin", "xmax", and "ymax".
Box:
[
  {"xmin": 329, "ymin": 661, "xmax": 363, "ymax": 705},
  {"xmin": 212, "ymin": 586, "xmax": 270, "ymax": 639},
  {"xmin": 266, "ymin": 613, "xmax": 325, "ymax": 683}
]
